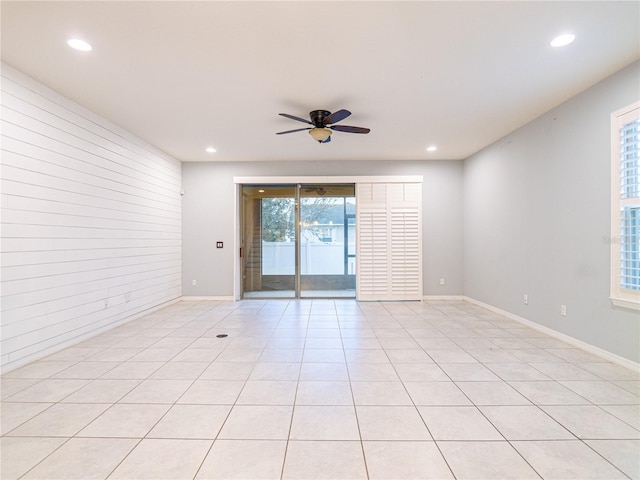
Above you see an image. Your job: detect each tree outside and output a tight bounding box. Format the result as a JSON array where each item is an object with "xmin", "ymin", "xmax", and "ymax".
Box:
[{"xmin": 261, "ymin": 196, "xmax": 354, "ymax": 243}]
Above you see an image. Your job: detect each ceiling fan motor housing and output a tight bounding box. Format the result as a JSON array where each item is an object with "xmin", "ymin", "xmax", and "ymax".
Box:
[{"xmin": 310, "ymin": 110, "xmax": 331, "ymax": 127}]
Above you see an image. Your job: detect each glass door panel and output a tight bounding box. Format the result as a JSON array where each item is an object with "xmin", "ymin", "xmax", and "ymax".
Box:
[
  {"xmin": 241, "ymin": 185, "xmax": 296, "ymax": 298},
  {"xmin": 299, "ymin": 184, "xmax": 356, "ymax": 298},
  {"xmin": 241, "ymin": 183, "xmax": 355, "ymax": 299}
]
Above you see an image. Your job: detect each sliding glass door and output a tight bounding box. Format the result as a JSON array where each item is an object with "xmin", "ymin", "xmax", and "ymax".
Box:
[
  {"xmin": 299, "ymin": 185, "xmax": 356, "ymax": 298},
  {"xmin": 241, "ymin": 185, "xmax": 296, "ymax": 298},
  {"xmin": 241, "ymin": 184, "xmax": 355, "ymax": 299}
]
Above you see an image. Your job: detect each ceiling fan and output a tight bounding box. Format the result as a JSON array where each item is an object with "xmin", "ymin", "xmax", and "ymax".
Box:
[
  {"xmin": 303, "ymin": 186, "xmax": 327, "ymax": 196},
  {"xmin": 276, "ymin": 109, "xmax": 370, "ymax": 143}
]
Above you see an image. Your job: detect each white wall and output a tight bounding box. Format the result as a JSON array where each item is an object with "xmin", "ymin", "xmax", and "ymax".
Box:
[
  {"xmin": 463, "ymin": 61, "xmax": 640, "ymax": 364},
  {"xmin": 181, "ymin": 160, "xmax": 463, "ymax": 298},
  {"xmin": 0, "ymin": 64, "xmax": 182, "ymax": 372}
]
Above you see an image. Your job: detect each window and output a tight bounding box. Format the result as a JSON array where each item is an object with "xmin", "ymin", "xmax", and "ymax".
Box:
[{"xmin": 611, "ymin": 102, "xmax": 640, "ymax": 310}]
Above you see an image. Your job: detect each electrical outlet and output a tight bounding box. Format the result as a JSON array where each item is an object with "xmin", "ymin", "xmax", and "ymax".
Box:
[
  {"xmin": 561, "ymin": 305, "xmax": 567, "ymax": 316},
  {"xmin": 440, "ymin": 278, "xmax": 445, "ymax": 286},
  {"xmin": 523, "ymin": 294, "xmax": 528, "ymax": 305},
  {"xmin": 192, "ymin": 280, "xmax": 197, "ymax": 286}
]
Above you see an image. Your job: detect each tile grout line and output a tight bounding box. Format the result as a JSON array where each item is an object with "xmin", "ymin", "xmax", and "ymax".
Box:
[
  {"xmin": 280, "ymin": 299, "xmax": 310, "ymax": 480},
  {"xmin": 340, "ymin": 299, "xmax": 371, "ymax": 480}
]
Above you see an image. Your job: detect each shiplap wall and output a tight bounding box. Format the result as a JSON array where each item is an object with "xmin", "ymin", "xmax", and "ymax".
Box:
[{"xmin": 0, "ymin": 64, "xmax": 182, "ymax": 372}]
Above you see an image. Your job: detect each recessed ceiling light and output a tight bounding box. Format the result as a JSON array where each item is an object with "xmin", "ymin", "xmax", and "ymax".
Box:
[
  {"xmin": 205, "ymin": 147, "xmax": 216, "ymax": 153},
  {"xmin": 67, "ymin": 38, "xmax": 92, "ymax": 52},
  {"xmin": 426, "ymin": 145, "xmax": 438, "ymax": 152},
  {"xmin": 550, "ymin": 33, "xmax": 575, "ymax": 48}
]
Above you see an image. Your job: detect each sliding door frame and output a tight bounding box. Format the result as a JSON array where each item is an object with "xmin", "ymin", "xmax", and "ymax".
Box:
[{"xmin": 233, "ymin": 175, "xmax": 423, "ymax": 301}]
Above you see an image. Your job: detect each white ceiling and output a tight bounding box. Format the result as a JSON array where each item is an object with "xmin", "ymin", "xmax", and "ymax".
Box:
[{"xmin": 2, "ymin": 1, "xmax": 639, "ymax": 162}]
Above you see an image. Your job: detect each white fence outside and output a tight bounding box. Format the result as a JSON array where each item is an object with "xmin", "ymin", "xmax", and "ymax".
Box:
[{"xmin": 262, "ymin": 241, "xmax": 355, "ymax": 275}]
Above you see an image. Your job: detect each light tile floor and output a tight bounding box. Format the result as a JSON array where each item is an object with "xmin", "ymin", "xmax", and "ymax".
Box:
[{"xmin": 1, "ymin": 299, "xmax": 639, "ymax": 479}]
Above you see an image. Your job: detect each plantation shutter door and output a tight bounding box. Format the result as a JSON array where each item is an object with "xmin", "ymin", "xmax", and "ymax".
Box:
[
  {"xmin": 356, "ymin": 182, "xmax": 422, "ymax": 301},
  {"xmin": 357, "ymin": 183, "xmax": 389, "ymax": 299}
]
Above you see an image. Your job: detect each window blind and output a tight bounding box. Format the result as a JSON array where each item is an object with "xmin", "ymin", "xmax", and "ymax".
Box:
[
  {"xmin": 620, "ymin": 206, "xmax": 639, "ymax": 290},
  {"xmin": 611, "ymin": 103, "xmax": 640, "ymax": 309},
  {"xmin": 618, "ymin": 118, "xmax": 640, "ymax": 291}
]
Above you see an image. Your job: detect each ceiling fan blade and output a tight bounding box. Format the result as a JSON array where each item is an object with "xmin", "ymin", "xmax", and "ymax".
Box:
[
  {"xmin": 279, "ymin": 113, "xmax": 313, "ymax": 125},
  {"xmin": 276, "ymin": 127, "xmax": 311, "ymax": 135},
  {"xmin": 329, "ymin": 125, "xmax": 370, "ymax": 134},
  {"xmin": 323, "ymin": 109, "xmax": 351, "ymax": 125}
]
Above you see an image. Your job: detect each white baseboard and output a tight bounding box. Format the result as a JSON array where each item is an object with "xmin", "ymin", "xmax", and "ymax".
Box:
[
  {"xmin": 463, "ymin": 296, "xmax": 640, "ymax": 373},
  {"xmin": 423, "ymin": 295, "xmax": 465, "ymax": 301},
  {"xmin": 181, "ymin": 296, "xmax": 235, "ymax": 302},
  {"xmin": 0, "ymin": 297, "xmax": 183, "ymax": 375}
]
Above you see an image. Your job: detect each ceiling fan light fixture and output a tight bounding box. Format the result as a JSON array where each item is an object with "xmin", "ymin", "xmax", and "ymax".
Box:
[
  {"xmin": 67, "ymin": 38, "xmax": 92, "ymax": 52},
  {"xmin": 309, "ymin": 128, "xmax": 331, "ymax": 143},
  {"xmin": 550, "ymin": 33, "xmax": 575, "ymax": 48}
]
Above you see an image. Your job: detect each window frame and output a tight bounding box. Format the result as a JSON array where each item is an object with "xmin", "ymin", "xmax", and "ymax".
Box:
[{"xmin": 610, "ymin": 101, "xmax": 640, "ymax": 310}]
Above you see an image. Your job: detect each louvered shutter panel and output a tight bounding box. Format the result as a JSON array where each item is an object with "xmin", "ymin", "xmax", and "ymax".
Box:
[
  {"xmin": 357, "ymin": 182, "xmax": 422, "ymax": 300},
  {"xmin": 618, "ymin": 116, "xmax": 640, "ymax": 291}
]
